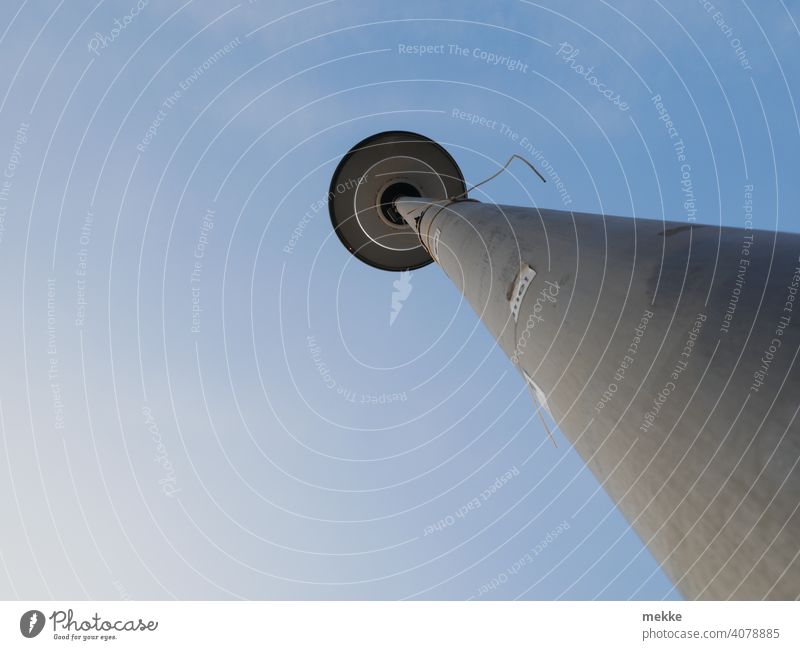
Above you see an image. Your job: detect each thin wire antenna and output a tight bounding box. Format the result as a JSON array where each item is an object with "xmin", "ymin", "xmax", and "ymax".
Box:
[{"xmin": 450, "ymin": 153, "xmax": 546, "ymax": 201}]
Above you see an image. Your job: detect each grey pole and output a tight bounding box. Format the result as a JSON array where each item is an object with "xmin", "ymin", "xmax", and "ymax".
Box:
[{"xmin": 329, "ymin": 131, "xmax": 800, "ymax": 599}]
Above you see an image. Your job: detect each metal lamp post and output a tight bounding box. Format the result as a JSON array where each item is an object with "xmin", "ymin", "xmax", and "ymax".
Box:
[{"xmin": 328, "ymin": 131, "xmax": 800, "ymax": 599}]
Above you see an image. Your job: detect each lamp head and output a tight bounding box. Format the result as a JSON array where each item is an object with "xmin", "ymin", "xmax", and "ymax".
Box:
[{"xmin": 328, "ymin": 131, "xmax": 465, "ymax": 271}]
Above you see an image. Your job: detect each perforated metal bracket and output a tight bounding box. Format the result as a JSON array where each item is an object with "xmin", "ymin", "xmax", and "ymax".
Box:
[{"xmin": 509, "ymin": 263, "xmax": 536, "ymax": 322}]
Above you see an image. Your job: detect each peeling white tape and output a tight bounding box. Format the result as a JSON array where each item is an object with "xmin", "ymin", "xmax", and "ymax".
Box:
[
  {"xmin": 431, "ymin": 228, "xmax": 441, "ymax": 259},
  {"xmin": 523, "ymin": 370, "xmax": 552, "ymax": 419}
]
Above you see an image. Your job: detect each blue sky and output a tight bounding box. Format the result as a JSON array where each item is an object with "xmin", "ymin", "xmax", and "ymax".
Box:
[{"xmin": 0, "ymin": 0, "xmax": 798, "ymax": 599}]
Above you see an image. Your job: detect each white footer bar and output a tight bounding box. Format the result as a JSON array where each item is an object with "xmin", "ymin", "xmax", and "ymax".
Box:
[{"xmin": 2, "ymin": 601, "xmax": 798, "ymax": 648}]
